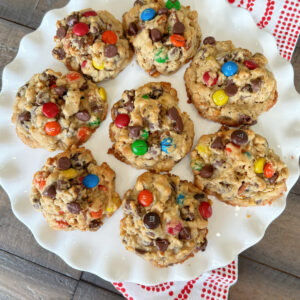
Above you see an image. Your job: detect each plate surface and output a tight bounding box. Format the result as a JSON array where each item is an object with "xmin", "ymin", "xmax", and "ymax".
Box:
[{"xmin": 0, "ymin": 0, "xmax": 299, "ymax": 284}]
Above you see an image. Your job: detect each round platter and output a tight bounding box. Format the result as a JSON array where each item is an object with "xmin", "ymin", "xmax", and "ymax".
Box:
[{"xmin": 0, "ymin": 0, "xmax": 299, "ymax": 284}]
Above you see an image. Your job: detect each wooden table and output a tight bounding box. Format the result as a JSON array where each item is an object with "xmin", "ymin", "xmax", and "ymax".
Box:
[{"xmin": 0, "ymin": 1, "xmax": 299, "ymax": 299}]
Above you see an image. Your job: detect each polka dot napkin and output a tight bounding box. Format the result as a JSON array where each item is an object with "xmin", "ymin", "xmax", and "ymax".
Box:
[
  {"xmin": 228, "ymin": 0, "xmax": 300, "ymax": 61},
  {"xmin": 112, "ymin": 1, "xmax": 299, "ymax": 299}
]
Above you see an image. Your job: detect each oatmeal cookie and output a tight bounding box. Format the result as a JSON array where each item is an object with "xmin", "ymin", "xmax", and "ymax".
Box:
[
  {"xmin": 184, "ymin": 38, "xmax": 278, "ymax": 126},
  {"xmin": 12, "ymin": 69, "xmax": 107, "ymax": 151},
  {"xmin": 31, "ymin": 146, "xmax": 121, "ymax": 231},
  {"xmin": 53, "ymin": 9, "xmax": 133, "ymax": 82},
  {"xmin": 190, "ymin": 126, "xmax": 289, "ymax": 206},
  {"xmin": 108, "ymin": 82, "xmax": 194, "ymax": 172},
  {"xmin": 120, "ymin": 172, "xmax": 211, "ymax": 267},
  {"xmin": 122, "ymin": 0, "xmax": 201, "ymax": 76}
]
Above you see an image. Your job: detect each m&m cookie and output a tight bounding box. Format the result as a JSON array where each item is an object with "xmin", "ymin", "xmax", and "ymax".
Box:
[
  {"xmin": 190, "ymin": 126, "xmax": 289, "ymax": 206},
  {"xmin": 184, "ymin": 38, "xmax": 278, "ymax": 126},
  {"xmin": 53, "ymin": 9, "xmax": 133, "ymax": 82},
  {"xmin": 122, "ymin": 0, "xmax": 201, "ymax": 76},
  {"xmin": 108, "ymin": 82, "xmax": 194, "ymax": 172},
  {"xmin": 31, "ymin": 146, "xmax": 121, "ymax": 231},
  {"xmin": 12, "ymin": 69, "xmax": 107, "ymax": 151},
  {"xmin": 120, "ymin": 172, "xmax": 210, "ymax": 267}
]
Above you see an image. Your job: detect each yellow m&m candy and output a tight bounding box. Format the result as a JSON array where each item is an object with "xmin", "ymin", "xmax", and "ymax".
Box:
[
  {"xmin": 213, "ymin": 90, "xmax": 229, "ymax": 106},
  {"xmin": 61, "ymin": 168, "xmax": 77, "ymax": 179},
  {"xmin": 92, "ymin": 59, "xmax": 105, "ymax": 70},
  {"xmin": 98, "ymin": 87, "xmax": 107, "ymax": 102},
  {"xmin": 196, "ymin": 143, "xmax": 211, "ymax": 156},
  {"xmin": 254, "ymin": 158, "xmax": 266, "ymax": 174}
]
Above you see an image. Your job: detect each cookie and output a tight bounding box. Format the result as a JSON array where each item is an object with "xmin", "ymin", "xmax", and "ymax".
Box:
[
  {"xmin": 120, "ymin": 172, "xmax": 211, "ymax": 267},
  {"xmin": 122, "ymin": 0, "xmax": 201, "ymax": 76},
  {"xmin": 108, "ymin": 82, "xmax": 194, "ymax": 172},
  {"xmin": 190, "ymin": 126, "xmax": 289, "ymax": 206},
  {"xmin": 31, "ymin": 146, "xmax": 121, "ymax": 231},
  {"xmin": 12, "ymin": 69, "xmax": 107, "ymax": 151},
  {"xmin": 184, "ymin": 38, "xmax": 278, "ymax": 126},
  {"xmin": 53, "ymin": 9, "xmax": 133, "ymax": 82}
]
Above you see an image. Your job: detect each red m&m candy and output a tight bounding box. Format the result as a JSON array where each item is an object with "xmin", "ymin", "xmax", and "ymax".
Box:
[
  {"xmin": 42, "ymin": 102, "xmax": 59, "ymax": 118},
  {"xmin": 77, "ymin": 126, "xmax": 91, "ymax": 142},
  {"xmin": 199, "ymin": 201, "xmax": 212, "ymax": 219},
  {"xmin": 138, "ymin": 190, "xmax": 153, "ymax": 207},
  {"xmin": 203, "ymin": 71, "xmax": 218, "ymax": 87},
  {"xmin": 82, "ymin": 10, "xmax": 97, "ymax": 17},
  {"xmin": 115, "ymin": 114, "xmax": 130, "ymax": 128},
  {"xmin": 264, "ymin": 162, "xmax": 275, "ymax": 178},
  {"xmin": 102, "ymin": 30, "xmax": 118, "ymax": 45},
  {"xmin": 44, "ymin": 121, "xmax": 61, "ymax": 136},
  {"xmin": 244, "ymin": 60, "xmax": 258, "ymax": 70},
  {"xmin": 73, "ymin": 22, "xmax": 89, "ymax": 36},
  {"xmin": 166, "ymin": 219, "xmax": 182, "ymax": 235}
]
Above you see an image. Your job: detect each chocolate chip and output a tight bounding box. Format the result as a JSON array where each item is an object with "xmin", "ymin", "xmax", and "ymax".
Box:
[
  {"xmin": 135, "ymin": 248, "xmax": 147, "ymax": 254},
  {"xmin": 250, "ymin": 78, "xmax": 262, "ymax": 92},
  {"xmin": 225, "ymin": 83, "xmax": 238, "ymax": 97},
  {"xmin": 211, "ymin": 136, "xmax": 224, "ymax": 150},
  {"xmin": 197, "ymin": 238, "xmax": 207, "ymax": 251},
  {"xmin": 54, "ymin": 85, "xmax": 67, "ymax": 97},
  {"xmin": 161, "ymin": 34, "xmax": 169, "ymax": 43},
  {"xmin": 124, "ymin": 199, "xmax": 133, "ymax": 211},
  {"xmin": 167, "ymin": 107, "xmax": 179, "ymax": 121},
  {"xmin": 57, "ymin": 157, "xmax": 71, "ymax": 170},
  {"xmin": 168, "ymin": 47, "xmax": 181, "ymax": 60},
  {"xmin": 158, "ymin": 7, "xmax": 168, "ymax": 15},
  {"xmin": 241, "ymin": 84, "xmax": 253, "ymax": 93},
  {"xmin": 203, "ymin": 36, "xmax": 216, "ymax": 45},
  {"xmin": 143, "ymin": 212, "xmax": 160, "ymax": 229},
  {"xmin": 231, "ymin": 129, "xmax": 248, "ymax": 145},
  {"xmin": 268, "ymin": 172, "xmax": 279, "ymax": 184},
  {"xmin": 173, "ymin": 22, "xmax": 185, "ymax": 35},
  {"xmin": 80, "ymin": 81, "xmax": 88, "ymax": 91},
  {"xmin": 194, "ymin": 193, "xmax": 205, "ymax": 200},
  {"xmin": 174, "ymin": 117, "xmax": 183, "ymax": 134},
  {"xmin": 52, "ymin": 48, "xmax": 66, "ymax": 60},
  {"xmin": 134, "ymin": 0, "xmax": 144, "ymax": 5},
  {"xmin": 18, "ymin": 111, "xmax": 31, "ymax": 123},
  {"xmin": 91, "ymin": 105, "xmax": 101, "ymax": 113},
  {"xmin": 67, "ymin": 202, "xmax": 81, "ymax": 214},
  {"xmin": 129, "ymin": 126, "xmax": 142, "ymax": 138},
  {"xmin": 199, "ymin": 164, "xmax": 214, "ymax": 178},
  {"xmin": 43, "ymin": 184, "xmax": 56, "ymax": 199},
  {"xmin": 104, "ymin": 44, "xmax": 118, "ymax": 58},
  {"xmin": 128, "ymin": 22, "xmax": 139, "ymax": 36},
  {"xmin": 180, "ymin": 206, "xmax": 195, "ymax": 221},
  {"xmin": 66, "ymin": 14, "xmax": 78, "ymax": 26},
  {"xmin": 155, "ymin": 238, "xmax": 169, "ymax": 252},
  {"xmin": 89, "ymin": 220, "xmax": 102, "ymax": 229},
  {"xmin": 149, "ymin": 88, "xmax": 163, "ymax": 99},
  {"xmin": 32, "ymin": 198, "xmax": 41, "ymax": 209},
  {"xmin": 56, "ymin": 180, "xmax": 69, "ymax": 191},
  {"xmin": 170, "ymin": 181, "xmax": 176, "ymax": 192},
  {"xmin": 56, "ymin": 26, "xmax": 67, "ymax": 39},
  {"xmin": 76, "ymin": 110, "xmax": 90, "ymax": 121},
  {"xmin": 239, "ymin": 114, "xmax": 252, "ymax": 124},
  {"xmin": 150, "ymin": 28, "xmax": 162, "ymax": 42},
  {"xmin": 179, "ymin": 227, "xmax": 191, "ymax": 240},
  {"xmin": 124, "ymin": 100, "xmax": 134, "ymax": 112}
]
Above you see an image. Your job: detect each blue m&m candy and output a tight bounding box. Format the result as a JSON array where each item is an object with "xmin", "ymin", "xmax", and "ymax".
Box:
[
  {"xmin": 141, "ymin": 8, "xmax": 156, "ymax": 22},
  {"xmin": 161, "ymin": 137, "xmax": 174, "ymax": 153},
  {"xmin": 83, "ymin": 174, "xmax": 99, "ymax": 188},
  {"xmin": 221, "ymin": 61, "xmax": 238, "ymax": 77},
  {"xmin": 176, "ymin": 194, "xmax": 185, "ymax": 205}
]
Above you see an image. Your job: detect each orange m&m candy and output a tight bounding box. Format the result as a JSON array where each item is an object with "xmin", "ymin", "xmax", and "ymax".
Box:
[
  {"xmin": 138, "ymin": 189, "xmax": 153, "ymax": 207},
  {"xmin": 102, "ymin": 30, "xmax": 117, "ymax": 45},
  {"xmin": 44, "ymin": 121, "xmax": 61, "ymax": 136},
  {"xmin": 170, "ymin": 34, "xmax": 185, "ymax": 47}
]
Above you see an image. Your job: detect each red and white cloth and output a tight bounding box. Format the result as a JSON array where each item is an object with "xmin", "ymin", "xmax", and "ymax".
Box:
[
  {"xmin": 228, "ymin": 0, "xmax": 300, "ymax": 61},
  {"xmin": 112, "ymin": 1, "xmax": 299, "ymax": 299}
]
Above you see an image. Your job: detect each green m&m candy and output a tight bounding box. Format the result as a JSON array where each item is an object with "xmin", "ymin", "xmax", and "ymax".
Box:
[
  {"xmin": 141, "ymin": 129, "xmax": 149, "ymax": 140},
  {"xmin": 132, "ymin": 139, "xmax": 148, "ymax": 156},
  {"xmin": 166, "ymin": 0, "xmax": 181, "ymax": 10}
]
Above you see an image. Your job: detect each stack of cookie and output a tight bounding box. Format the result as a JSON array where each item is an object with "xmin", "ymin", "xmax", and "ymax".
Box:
[{"xmin": 11, "ymin": 0, "xmax": 288, "ymax": 268}]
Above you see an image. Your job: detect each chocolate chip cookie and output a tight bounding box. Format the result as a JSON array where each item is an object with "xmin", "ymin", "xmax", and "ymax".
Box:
[
  {"xmin": 31, "ymin": 146, "xmax": 121, "ymax": 231},
  {"xmin": 120, "ymin": 172, "xmax": 211, "ymax": 267},
  {"xmin": 12, "ymin": 69, "xmax": 107, "ymax": 151},
  {"xmin": 122, "ymin": 0, "xmax": 201, "ymax": 76},
  {"xmin": 108, "ymin": 82, "xmax": 194, "ymax": 172},
  {"xmin": 190, "ymin": 126, "xmax": 289, "ymax": 206},
  {"xmin": 53, "ymin": 9, "xmax": 133, "ymax": 82},
  {"xmin": 184, "ymin": 38, "xmax": 278, "ymax": 126}
]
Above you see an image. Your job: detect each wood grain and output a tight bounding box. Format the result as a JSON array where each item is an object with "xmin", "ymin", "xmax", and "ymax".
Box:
[
  {"xmin": 229, "ymin": 257, "xmax": 300, "ymax": 300},
  {"xmin": 0, "ymin": 186, "xmax": 81, "ymax": 279},
  {"xmin": 73, "ymin": 281, "xmax": 123, "ymax": 300},
  {"xmin": 0, "ymin": 249, "xmax": 77, "ymax": 300}
]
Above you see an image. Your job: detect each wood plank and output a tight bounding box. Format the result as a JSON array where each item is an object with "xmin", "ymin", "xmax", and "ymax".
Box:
[
  {"xmin": 81, "ymin": 272, "xmax": 123, "ymax": 296},
  {"xmin": 242, "ymin": 192, "xmax": 300, "ymax": 278},
  {"xmin": 0, "ymin": 249, "xmax": 77, "ymax": 300},
  {"xmin": 0, "ymin": 0, "xmax": 69, "ymax": 29},
  {"xmin": 229, "ymin": 257, "xmax": 300, "ymax": 300},
  {"xmin": 0, "ymin": 18, "xmax": 32, "ymax": 90},
  {"xmin": 0, "ymin": 186, "xmax": 81, "ymax": 279},
  {"xmin": 73, "ymin": 281, "xmax": 124, "ymax": 300}
]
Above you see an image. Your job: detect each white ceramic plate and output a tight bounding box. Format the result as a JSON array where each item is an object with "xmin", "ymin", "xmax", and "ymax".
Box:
[{"xmin": 0, "ymin": 0, "xmax": 299, "ymax": 285}]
